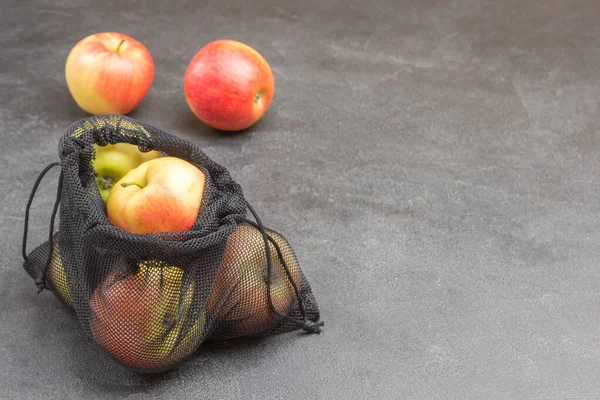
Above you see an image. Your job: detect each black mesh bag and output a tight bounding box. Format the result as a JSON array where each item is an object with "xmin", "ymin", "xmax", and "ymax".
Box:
[{"xmin": 22, "ymin": 115, "xmax": 323, "ymax": 373}]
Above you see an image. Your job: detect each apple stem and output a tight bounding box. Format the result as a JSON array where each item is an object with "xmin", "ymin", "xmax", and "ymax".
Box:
[
  {"xmin": 121, "ymin": 181, "xmax": 144, "ymax": 189},
  {"xmin": 116, "ymin": 39, "xmax": 125, "ymax": 52}
]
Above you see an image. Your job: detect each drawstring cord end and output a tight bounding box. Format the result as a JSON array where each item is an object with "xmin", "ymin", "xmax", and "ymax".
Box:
[
  {"xmin": 302, "ymin": 319, "xmax": 324, "ymax": 334},
  {"xmin": 35, "ymin": 279, "xmax": 46, "ymax": 294}
]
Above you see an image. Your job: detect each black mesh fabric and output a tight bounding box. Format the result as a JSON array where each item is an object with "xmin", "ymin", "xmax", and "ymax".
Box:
[{"xmin": 22, "ymin": 115, "xmax": 321, "ymax": 373}]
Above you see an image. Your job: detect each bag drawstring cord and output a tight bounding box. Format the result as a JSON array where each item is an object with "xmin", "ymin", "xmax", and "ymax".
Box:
[
  {"xmin": 245, "ymin": 203, "xmax": 324, "ymax": 334},
  {"xmin": 22, "ymin": 162, "xmax": 63, "ymax": 293}
]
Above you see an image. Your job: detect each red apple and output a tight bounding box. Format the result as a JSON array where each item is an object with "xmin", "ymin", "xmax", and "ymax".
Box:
[
  {"xmin": 184, "ymin": 40, "xmax": 275, "ymax": 131},
  {"xmin": 65, "ymin": 32, "xmax": 154, "ymax": 115},
  {"xmin": 107, "ymin": 157, "xmax": 206, "ymax": 234},
  {"xmin": 90, "ymin": 260, "xmax": 204, "ymax": 371},
  {"xmin": 207, "ymin": 224, "xmax": 302, "ymax": 337}
]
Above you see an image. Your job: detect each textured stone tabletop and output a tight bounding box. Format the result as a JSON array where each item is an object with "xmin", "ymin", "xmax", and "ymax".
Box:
[{"xmin": 1, "ymin": 0, "xmax": 599, "ymax": 398}]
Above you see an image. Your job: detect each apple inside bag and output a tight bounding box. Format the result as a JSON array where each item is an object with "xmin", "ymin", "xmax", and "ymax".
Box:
[
  {"xmin": 207, "ymin": 223, "xmax": 313, "ymax": 339},
  {"xmin": 21, "ymin": 114, "xmax": 322, "ymax": 373}
]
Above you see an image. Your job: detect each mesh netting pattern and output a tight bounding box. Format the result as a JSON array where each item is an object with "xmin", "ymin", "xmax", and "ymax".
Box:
[{"xmin": 22, "ymin": 115, "xmax": 321, "ymax": 373}]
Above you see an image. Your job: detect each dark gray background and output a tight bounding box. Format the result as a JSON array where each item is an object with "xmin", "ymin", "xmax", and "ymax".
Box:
[{"xmin": 2, "ymin": 0, "xmax": 599, "ymax": 398}]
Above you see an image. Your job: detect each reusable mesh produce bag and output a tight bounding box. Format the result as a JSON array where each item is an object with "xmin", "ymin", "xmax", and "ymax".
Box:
[{"xmin": 22, "ymin": 115, "xmax": 322, "ymax": 373}]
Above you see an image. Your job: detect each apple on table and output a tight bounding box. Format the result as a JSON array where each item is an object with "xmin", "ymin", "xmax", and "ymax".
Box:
[
  {"xmin": 184, "ymin": 40, "xmax": 275, "ymax": 131},
  {"xmin": 65, "ymin": 32, "xmax": 154, "ymax": 115}
]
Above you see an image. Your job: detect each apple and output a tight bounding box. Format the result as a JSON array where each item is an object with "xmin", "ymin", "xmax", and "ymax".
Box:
[
  {"xmin": 92, "ymin": 143, "xmax": 162, "ymax": 203},
  {"xmin": 107, "ymin": 157, "xmax": 206, "ymax": 234},
  {"xmin": 65, "ymin": 32, "xmax": 154, "ymax": 115},
  {"xmin": 207, "ymin": 224, "xmax": 302, "ymax": 337},
  {"xmin": 184, "ymin": 40, "xmax": 275, "ymax": 131},
  {"xmin": 90, "ymin": 260, "xmax": 204, "ymax": 371},
  {"xmin": 45, "ymin": 235, "xmax": 73, "ymax": 307}
]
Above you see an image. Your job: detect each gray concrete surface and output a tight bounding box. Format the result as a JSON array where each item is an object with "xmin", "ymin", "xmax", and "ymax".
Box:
[{"xmin": 1, "ymin": 0, "xmax": 600, "ymax": 398}]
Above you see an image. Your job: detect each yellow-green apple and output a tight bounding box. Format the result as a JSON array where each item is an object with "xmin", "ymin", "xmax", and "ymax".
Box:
[
  {"xmin": 90, "ymin": 261, "xmax": 203, "ymax": 371},
  {"xmin": 65, "ymin": 32, "xmax": 154, "ymax": 115},
  {"xmin": 184, "ymin": 40, "xmax": 275, "ymax": 131},
  {"xmin": 93, "ymin": 143, "xmax": 162, "ymax": 203},
  {"xmin": 207, "ymin": 224, "xmax": 301, "ymax": 336},
  {"xmin": 107, "ymin": 157, "xmax": 205, "ymax": 234},
  {"xmin": 45, "ymin": 236, "xmax": 73, "ymax": 307}
]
